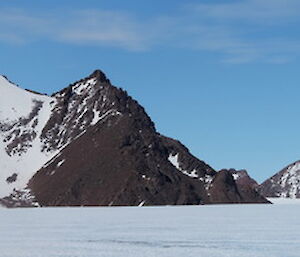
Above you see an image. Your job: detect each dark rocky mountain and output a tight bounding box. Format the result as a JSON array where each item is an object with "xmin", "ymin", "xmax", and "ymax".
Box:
[
  {"xmin": 223, "ymin": 169, "xmax": 267, "ymax": 203},
  {"xmin": 228, "ymin": 169, "xmax": 259, "ymax": 189},
  {"xmin": 259, "ymin": 161, "xmax": 300, "ymax": 198},
  {"xmin": 0, "ymin": 70, "xmax": 269, "ymax": 207}
]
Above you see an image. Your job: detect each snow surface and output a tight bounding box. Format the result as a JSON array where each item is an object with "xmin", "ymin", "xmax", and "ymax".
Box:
[
  {"xmin": 0, "ymin": 76, "xmax": 40, "ymax": 121},
  {"xmin": 268, "ymin": 197, "xmax": 300, "ymax": 204},
  {"xmin": 0, "ymin": 76, "xmax": 58, "ymax": 197},
  {"xmin": 1, "ymin": 205, "xmax": 300, "ymax": 257}
]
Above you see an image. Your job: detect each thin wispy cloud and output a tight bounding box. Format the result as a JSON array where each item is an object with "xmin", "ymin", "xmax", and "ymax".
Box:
[
  {"xmin": 191, "ymin": 0, "xmax": 300, "ymax": 24},
  {"xmin": 185, "ymin": 0, "xmax": 300, "ymax": 63},
  {"xmin": 0, "ymin": 8, "xmax": 157, "ymax": 50},
  {"xmin": 55, "ymin": 10, "xmax": 151, "ymax": 51},
  {"xmin": 0, "ymin": 1, "xmax": 299, "ymax": 63}
]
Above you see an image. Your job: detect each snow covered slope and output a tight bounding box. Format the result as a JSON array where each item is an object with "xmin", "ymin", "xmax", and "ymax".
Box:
[
  {"xmin": 259, "ymin": 161, "xmax": 300, "ymax": 198},
  {"xmin": 0, "ymin": 76, "xmax": 57, "ymax": 198}
]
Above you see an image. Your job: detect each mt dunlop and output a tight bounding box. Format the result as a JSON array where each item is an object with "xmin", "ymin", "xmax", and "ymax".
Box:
[{"xmin": 0, "ymin": 70, "xmax": 268, "ymax": 207}]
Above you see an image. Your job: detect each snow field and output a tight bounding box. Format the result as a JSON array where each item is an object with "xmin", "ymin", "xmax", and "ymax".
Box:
[{"xmin": 1, "ymin": 204, "xmax": 300, "ymax": 257}]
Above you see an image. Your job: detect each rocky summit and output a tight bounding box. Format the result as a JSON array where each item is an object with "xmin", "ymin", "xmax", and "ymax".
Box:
[{"xmin": 0, "ymin": 70, "xmax": 269, "ymax": 207}]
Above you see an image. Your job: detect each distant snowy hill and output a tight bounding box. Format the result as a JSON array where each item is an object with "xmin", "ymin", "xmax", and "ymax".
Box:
[
  {"xmin": 259, "ymin": 161, "xmax": 300, "ymax": 198},
  {"xmin": 0, "ymin": 70, "xmax": 269, "ymax": 207}
]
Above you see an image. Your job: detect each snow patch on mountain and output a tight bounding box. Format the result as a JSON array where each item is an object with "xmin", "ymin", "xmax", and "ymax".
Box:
[
  {"xmin": 199, "ymin": 175, "xmax": 213, "ymax": 190},
  {"xmin": 232, "ymin": 173, "xmax": 240, "ymax": 180},
  {"xmin": 57, "ymin": 159, "xmax": 65, "ymax": 168},
  {"xmin": 91, "ymin": 109, "xmax": 122, "ymax": 126},
  {"xmin": 168, "ymin": 153, "xmax": 214, "ymax": 190},
  {"xmin": 168, "ymin": 153, "xmax": 198, "ymax": 178},
  {"xmin": 0, "ymin": 76, "xmax": 57, "ymax": 198},
  {"xmin": 73, "ymin": 78, "xmax": 97, "ymax": 95}
]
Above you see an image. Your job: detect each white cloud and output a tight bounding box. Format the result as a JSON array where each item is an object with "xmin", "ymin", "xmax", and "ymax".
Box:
[{"xmin": 0, "ymin": 2, "xmax": 299, "ymax": 64}]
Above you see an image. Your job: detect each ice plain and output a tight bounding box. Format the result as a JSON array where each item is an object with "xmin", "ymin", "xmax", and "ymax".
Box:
[{"xmin": 1, "ymin": 202, "xmax": 300, "ymax": 257}]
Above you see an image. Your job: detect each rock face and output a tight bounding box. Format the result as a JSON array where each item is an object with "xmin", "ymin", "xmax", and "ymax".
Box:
[
  {"xmin": 226, "ymin": 169, "xmax": 268, "ymax": 203},
  {"xmin": 0, "ymin": 70, "xmax": 269, "ymax": 207},
  {"xmin": 228, "ymin": 169, "xmax": 259, "ymax": 189},
  {"xmin": 259, "ymin": 161, "xmax": 300, "ymax": 198}
]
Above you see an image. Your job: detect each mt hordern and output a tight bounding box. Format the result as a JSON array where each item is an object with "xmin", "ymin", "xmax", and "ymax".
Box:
[{"xmin": 0, "ymin": 70, "xmax": 269, "ymax": 207}]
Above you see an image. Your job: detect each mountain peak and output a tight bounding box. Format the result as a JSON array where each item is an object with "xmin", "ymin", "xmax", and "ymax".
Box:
[
  {"xmin": 0, "ymin": 75, "xmax": 16, "ymax": 87},
  {"xmin": 0, "ymin": 75, "xmax": 8, "ymax": 81},
  {"xmin": 88, "ymin": 69, "xmax": 109, "ymax": 83}
]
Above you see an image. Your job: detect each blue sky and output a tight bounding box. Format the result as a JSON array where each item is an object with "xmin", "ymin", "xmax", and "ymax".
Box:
[{"xmin": 1, "ymin": 0, "xmax": 300, "ymax": 182}]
